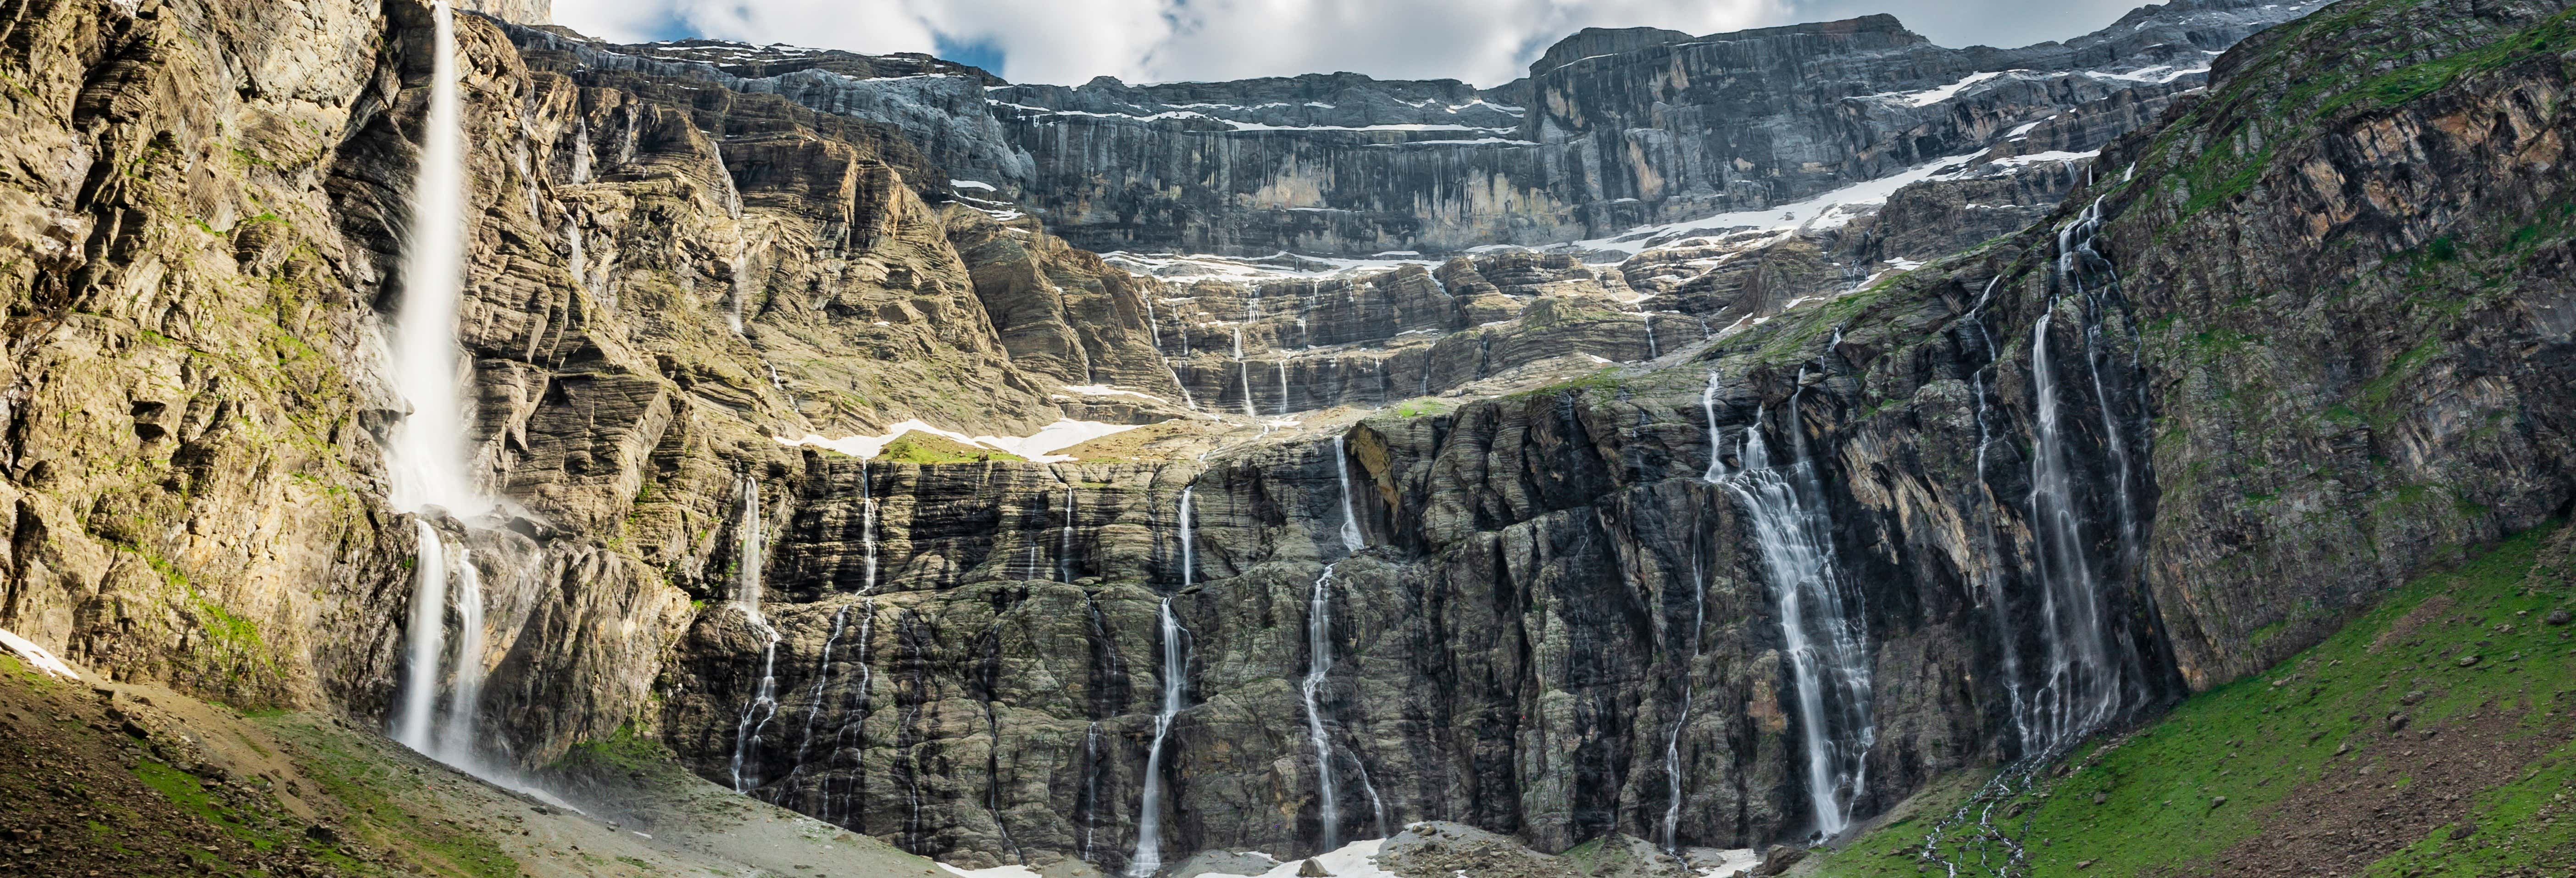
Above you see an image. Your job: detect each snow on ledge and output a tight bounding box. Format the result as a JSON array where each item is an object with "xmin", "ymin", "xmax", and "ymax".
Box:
[
  {"xmin": 0, "ymin": 628, "xmax": 79, "ymax": 678},
  {"xmin": 777, "ymin": 418, "xmax": 1139, "ymax": 463}
]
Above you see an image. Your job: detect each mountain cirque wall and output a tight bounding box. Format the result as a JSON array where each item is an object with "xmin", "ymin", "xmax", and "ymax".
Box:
[
  {"xmin": 4, "ymin": 0, "xmax": 2576, "ymax": 877},
  {"xmin": 525, "ymin": 0, "xmax": 2325, "ymax": 258},
  {"xmin": 664, "ymin": 0, "xmax": 2576, "ymax": 870}
]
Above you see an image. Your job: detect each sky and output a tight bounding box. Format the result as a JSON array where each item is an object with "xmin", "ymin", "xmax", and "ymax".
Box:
[{"xmin": 549, "ymin": 0, "xmax": 2152, "ymax": 87}]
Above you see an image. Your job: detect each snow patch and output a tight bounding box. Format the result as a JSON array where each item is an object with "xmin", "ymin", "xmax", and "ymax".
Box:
[
  {"xmin": 948, "ymin": 179, "xmax": 996, "ymax": 191},
  {"xmin": 0, "ymin": 628, "xmax": 78, "ymax": 678},
  {"xmin": 1193, "ymin": 839, "xmax": 1401, "ymax": 878},
  {"xmin": 937, "ymin": 865, "xmax": 1043, "ymax": 878},
  {"xmin": 779, "ymin": 418, "xmax": 1139, "ymax": 463},
  {"xmin": 1871, "ymin": 70, "xmax": 2015, "ymax": 107}
]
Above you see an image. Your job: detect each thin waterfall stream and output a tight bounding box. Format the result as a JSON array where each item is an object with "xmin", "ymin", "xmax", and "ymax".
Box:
[
  {"xmin": 1129, "ymin": 484, "xmax": 1197, "ymax": 875},
  {"xmin": 730, "ymin": 474, "xmax": 783, "ymax": 794},
  {"xmin": 1707, "ymin": 370, "xmax": 1875, "ymax": 839}
]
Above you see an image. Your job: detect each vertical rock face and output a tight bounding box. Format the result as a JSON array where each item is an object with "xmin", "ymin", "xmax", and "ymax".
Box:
[
  {"xmin": 6, "ymin": 0, "xmax": 2576, "ymax": 876},
  {"xmin": 517, "ymin": 0, "xmax": 2323, "ymax": 258}
]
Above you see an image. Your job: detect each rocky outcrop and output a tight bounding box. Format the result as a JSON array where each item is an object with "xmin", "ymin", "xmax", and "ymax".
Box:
[
  {"xmin": 8, "ymin": 1, "xmax": 2576, "ymax": 878},
  {"xmin": 655, "ymin": 0, "xmax": 2576, "ymax": 872},
  {"xmin": 502, "ymin": 1, "xmax": 2321, "ymax": 258}
]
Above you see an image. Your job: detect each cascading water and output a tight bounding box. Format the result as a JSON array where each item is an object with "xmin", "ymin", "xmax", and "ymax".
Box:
[
  {"xmin": 1060, "ymin": 485, "xmax": 1078, "ymax": 583},
  {"xmin": 1278, "ymin": 362, "xmax": 1292, "ymax": 416},
  {"xmin": 1961, "ymin": 277, "xmax": 2033, "ymax": 750},
  {"xmin": 1127, "ymin": 484, "xmax": 1198, "ymax": 875},
  {"xmin": 793, "ymin": 603, "xmax": 855, "ymax": 772},
  {"xmin": 438, "ymin": 552, "xmax": 486, "ymax": 763},
  {"xmin": 1661, "ymin": 550, "xmax": 1709, "ymax": 853},
  {"xmin": 1127, "ymin": 596, "xmax": 1190, "ymax": 877},
  {"xmin": 859, "ymin": 462, "xmax": 880, "ymax": 593},
  {"xmin": 1706, "ymin": 374, "xmax": 1875, "ymax": 839},
  {"xmin": 385, "ymin": 0, "xmax": 500, "ymax": 769},
  {"xmin": 1331, "ymin": 436, "xmax": 1364, "ymax": 553},
  {"xmin": 1300, "ymin": 562, "xmax": 1345, "ymax": 851},
  {"xmin": 385, "ymin": 0, "xmax": 478, "ymax": 519},
  {"xmin": 2018, "ymin": 197, "xmax": 2147, "ymax": 754},
  {"xmin": 730, "ymin": 474, "xmax": 783, "ymax": 794},
  {"xmin": 394, "ymin": 520, "xmax": 450, "ymax": 751},
  {"xmin": 1644, "ymin": 313, "xmax": 1660, "ymax": 359}
]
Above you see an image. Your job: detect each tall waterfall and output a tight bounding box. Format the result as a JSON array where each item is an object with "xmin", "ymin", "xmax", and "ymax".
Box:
[
  {"xmin": 730, "ymin": 474, "xmax": 784, "ymax": 793},
  {"xmin": 1962, "ymin": 278, "xmax": 2034, "ymax": 750},
  {"xmin": 1706, "ymin": 376, "xmax": 1875, "ymax": 839},
  {"xmin": 1301, "ymin": 562, "xmax": 1345, "ymax": 851},
  {"xmin": 1128, "ymin": 597, "xmax": 1190, "ymax": 877},
  {"xmin": 394, "ymin": 520, "xmax": 450, "ymax": 751},
  {"xmin": 1661, "ymin": 555, "xmax": 1708, "ymax": 853},
  {"xmin": 1128, "ymin": 484, "xmax": 1199, "ymax": 875},
  {"xmin": 1060, "ymin": 485, "xmax": 1078, "ymax": 583},
  {"xmin": 859, "ymin": 461, "xmax": 880, "ymax": 593},
  {"xmin": 1331, "ymin": 436, "xmax": 1364, "ymax": 553},
  {"xmin": 386, "ymin": 0, "xmax": 495, "ymax": 767},
  {"xmin": 2020, "ymin": 196, "xmax": 2146, "ymax": 753},
  {"xmin": 385, "ymin": 0, "xmax": 477, "ymax": 519},
  {"xmin": 438, "ymin": 552, "xmax": 486, "ymax": 762}
]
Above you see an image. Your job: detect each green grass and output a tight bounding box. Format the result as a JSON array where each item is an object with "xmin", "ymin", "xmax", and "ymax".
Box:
[
  {"xmin": 1811, "ymin": 522, "xmax": 2575, "ymax": 877},
  {"xmin": 874, "ymin": 433, "xmax": 1026, "ymax": 464},
  {"xmin": 267, "ymin": 720, "xmax": 520, "ymax": 878},
  {"xmin": 133, "ymin": 757, "xmax": 375, "ymax": 873}
]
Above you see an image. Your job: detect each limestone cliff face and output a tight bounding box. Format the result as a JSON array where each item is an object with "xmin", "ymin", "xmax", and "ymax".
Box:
[
  {"xmin": 654, "ymin": 0, "xmax": 2576, "ymax": 871},
  {"xmin": 4, "ymin": 0, "xmax": 2573, "ymax": 876}
]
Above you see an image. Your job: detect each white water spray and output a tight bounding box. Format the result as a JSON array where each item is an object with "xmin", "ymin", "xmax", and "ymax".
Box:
[
  {"xmin": 1707, "ymin": 378, "xmax": 1875, "ymax": 839},
  {"xmin": 1331, "ymin": 437, "xmax": 1364, "ymax": 553},
  {"xmin": 1301, "ymin": 562, "xmax": 1344, "ymax": 851},
  {"xmin": 394, "ymin": 520, "xmax": 450, "ymax": 751},
  {"xmin": 730, "ymin": 475, "xmax": 783, "ymax": 793},
  {"xmin": 1128, "ymin": 596, "xmax": 1189, "ymax": 877}
]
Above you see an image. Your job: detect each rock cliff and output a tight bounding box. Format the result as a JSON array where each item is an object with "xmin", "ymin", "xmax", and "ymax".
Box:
[{"xmin": 0, "ymin": 0, "xmax": 2569, "ymax": 877}]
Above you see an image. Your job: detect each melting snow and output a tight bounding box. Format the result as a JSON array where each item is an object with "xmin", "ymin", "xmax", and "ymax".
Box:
[
  {"xmin": 1572, "ymin": 152, "xmax": 1987, "ymax": 254},
  {"xmin": 1699, "ymin": 848, "xmax": 1761, "ymax": 877},
  {"xmin": 0, "ymin": 628, "xmax": 78, "ymax": 678},
  {"xmin": 1870, "ymin": 70, "xmax": 2016, "ymax": 107},
  {"xmin": 948, "ymin": 179, "xmax": 996, "ymax": 191},
  {"xmin": 779, "ymin": 418, "xmax": 1139, "ymax": 463},
  {"xmin": 1192, "ymin": 839, "xmax": 1399, "ymax": 878},
  {"xmin": 937, "ymin": 865, "xmax": 1042, "ymax": 878}
]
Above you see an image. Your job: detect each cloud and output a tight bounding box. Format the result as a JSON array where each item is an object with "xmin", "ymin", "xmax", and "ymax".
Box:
[{"xmin": 549, "ymin": 0, "xmax": 2143, "ymax": 87}]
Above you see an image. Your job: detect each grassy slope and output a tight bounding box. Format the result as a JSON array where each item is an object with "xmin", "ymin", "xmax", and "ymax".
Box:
[{"xmin": 1808, "ymin": 523, "xmax": 2576, "ymax": 877}]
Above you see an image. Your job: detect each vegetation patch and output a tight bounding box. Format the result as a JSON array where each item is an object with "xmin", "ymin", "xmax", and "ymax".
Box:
[{"xmin": 1810, "ymin": 522, "xmax": 2576, "ymax": 876}]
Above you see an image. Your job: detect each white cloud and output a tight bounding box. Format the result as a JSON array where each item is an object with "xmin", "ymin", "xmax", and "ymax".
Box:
[{"xmin": 551, "ymin": 0, "xmax": 1789, "ymax": 87}]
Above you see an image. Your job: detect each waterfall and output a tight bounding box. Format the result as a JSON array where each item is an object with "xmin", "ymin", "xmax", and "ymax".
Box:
[
  {"xmin": 1331, "ymin": 437, "xmax": 1364, "ymax": 553},
  {"xmin": 437, "ymin": 551, "xmax": 485, "ymax": 764},
  {"xmin": 1178, "ymin": 486, "xmax": 1195, "ymax": 589},
  {"xmin": 1644, "ymin": 314, "xmax": 1660, "ymax": 359},
  {"xmin": 730, "ymin": 475, "xmax": 783, "ymax": 794},
  {"xmin": 1661, "ymin": 555, "xmax": 1708, "ymax": 853},
  {"xmin": 1301, "ymin": 562, "xmax": 1344, "ymax": 851},
  {"xmin": 728, "ymin": 256, "xmax": 751, "ymax": 334},
  {"xmin": 859, "ymin": 462, "xmax": 880, "ymax": 593},
  {"xmin": 1060, "ymin": 485, "xmax": 1078, "ymax": 583},
  {"xmin": 1277, "ymin": 361, "xmax": 1291, "ymax": 416},
  {"xmin": 1707, "ymin": 378, "xmax": 1875, "ymax": 839},
  {"xmin": 569, "ymin": 118, "xmax": 592, "ymax": 184},
  {"xmin": 794, "ymin": 602, "xmax": 855, "ymax": 773},
  {"xmin": 2022, "ymin": 206, "xmax": 2134, "ymax": 752},
  {"xmin": 393, "ymin": 520, "xmax": 450, "ymax": 751},
  {"xmin": 1128, "ymin": 597, "xmax": 1190, "ymax": 877},
  {"xmin": 384, "ymin": 0, "xmax": 504, "ymax": 772},
  {"xmin": 385, "ymin": 0, "xmax": 480, "ymax": 519},
  {"xmin": 1963, "ymin": 277, "xmax": 2033, "ymax": 750},
  {"xmin": 1699, "ymin": 371, "xmax": 1727, "ymax": 482}
]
